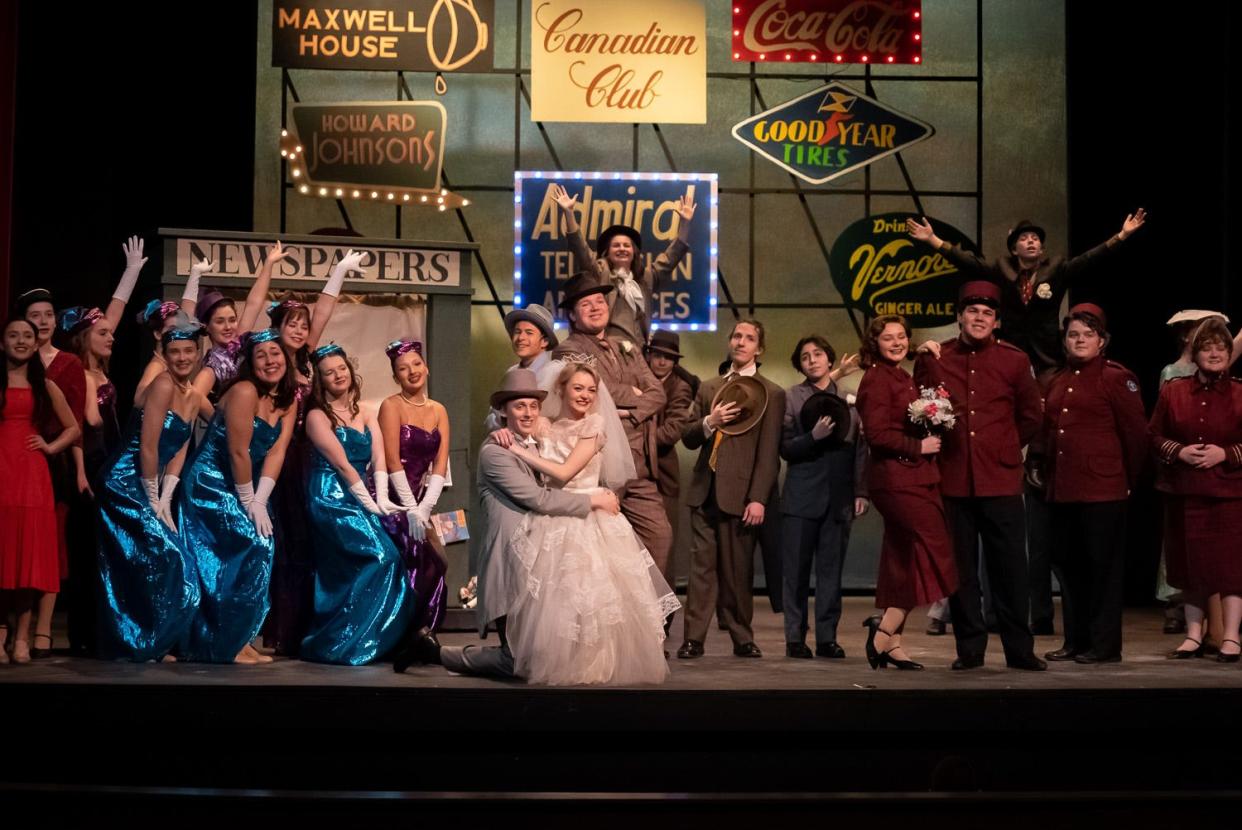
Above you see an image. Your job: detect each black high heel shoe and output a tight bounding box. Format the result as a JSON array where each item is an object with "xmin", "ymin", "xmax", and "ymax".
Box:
[
  {"xmin": 880, "ymin": 647, "xmax": 924, "ymax": 671},
  {"xmin": 863, "ymin": 617, "xmax": 882, "ymax": 669},
  {"xmin": 1217, "ymin": 639, "xmax": 1241, "ymax": 664},
  {"xmin": 30, "ymin": 634, "xmax": 53, "ymax": 660},
  {"xmin": 1167, "ymin": 637, "xmax": 1204, "ymax": 659}
]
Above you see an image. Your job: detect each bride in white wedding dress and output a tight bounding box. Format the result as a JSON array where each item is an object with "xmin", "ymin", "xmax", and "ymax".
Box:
[{"xmin": 502, "ymin": 360, "xmax": 680, "ymax": 686}]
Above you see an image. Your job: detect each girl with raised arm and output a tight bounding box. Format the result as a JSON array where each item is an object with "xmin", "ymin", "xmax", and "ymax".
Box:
[{"xmin": 95, "ymin": 322, "xmax": 205, "ymax": 661}]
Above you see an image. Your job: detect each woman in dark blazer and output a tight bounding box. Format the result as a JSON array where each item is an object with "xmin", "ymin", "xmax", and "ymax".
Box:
[
  {"xmin": 855, "ymin": 315, "xmax": 958, "ymax": 670},
  {"xmin": 1151, "ymin": 317, "xmax": 1242, "ymax": 663},
  {"xmin": 1035, "ymin": 304, "xmax": 1148, "ymax": 664}
]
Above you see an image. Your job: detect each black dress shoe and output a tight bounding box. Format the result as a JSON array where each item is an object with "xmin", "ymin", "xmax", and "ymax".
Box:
[
  {"xmin": 392, "ymin": 631, "xmax": 442, "ymax": 673},
  {"xmin": 785, "ymin": 642, "xmax": 813, "ymax": 659},
  {"xmin": 1074, "ymin": 651, "xmax": 1121, "ymax": 664},
  {"xmin": 1044, "ymin": 646, "xmax": 1078, "ymax": 662},
  {"xmin": 925, "ymin": 619, "xmax": 947, "ymax": 636},
  {"xmin": 733, "ymin": 642, "xmax": 762, "ymax": 658},
  {"xmin": 1006, "ymin": 654, "xmax": 1048, "ymax": 671},
  {"xmin": 1217, "ymin": 639, "xmax": 1241, "ymax": 663},
  {"xmin": 1030, "ymin": 619, "xmax": 1055, "ymax": 636},
  {"xmin": 951, "ymin": 656, "xmax": 984, "ymax": 671},
  {"xmin": 815, "ymin": 642, "xmax": 846, "ymax": 659},
  {"xmin": 676, "ymin": 640, "xmax": 704, "ymax": 659}
]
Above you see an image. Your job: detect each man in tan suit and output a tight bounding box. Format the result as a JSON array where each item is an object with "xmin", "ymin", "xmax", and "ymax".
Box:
[
  {"xmin": 552, "ymin": 271, "xmax": 673, "ymax": 578},
  {"xmin": 678, "ymin": 320, "xmax": 785, "ymax": 659},
  {"xmin": 645, "ymin": 330, "xmax": 699, "ymax": 585}
]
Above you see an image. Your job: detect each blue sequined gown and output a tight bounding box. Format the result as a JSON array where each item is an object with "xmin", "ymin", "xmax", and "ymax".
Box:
[
  {"xmin": 179, "ymin": 412, "xmax": 282, "ymax": 662},
  {"xmin": 301, "ymin": 426, "xmax": 412, "ymax": 665},
  {"xmin": 95, "ymin": 409, "xmax": 197, "ymax": 661}
]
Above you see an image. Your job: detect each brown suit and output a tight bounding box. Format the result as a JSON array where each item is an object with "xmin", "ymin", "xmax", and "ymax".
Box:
[
  {"xmin": 681, "ymin": 370, "xmax": 785, "ymax": 647},
  {"xmin": 568, "ymin": 228, "xmax": 690, "ymax": 346},
  {"xmin": 553, "ymin": 330, "xmax": 673, "ymax": 575},
  {"xmin": 654, "ymin": 368, "xmax": 696, "ymax": 581}
]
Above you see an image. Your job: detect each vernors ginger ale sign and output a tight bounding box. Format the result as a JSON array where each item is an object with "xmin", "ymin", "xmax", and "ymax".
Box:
[{"xmin": 829, "ymin": 212, "xmax": 976, "ymax": 328}]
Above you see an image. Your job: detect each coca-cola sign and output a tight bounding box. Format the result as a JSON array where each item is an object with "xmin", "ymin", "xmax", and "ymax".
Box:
[{"xmin": 732, "ymin": 0, "xmax": 922, "ymax": 65}]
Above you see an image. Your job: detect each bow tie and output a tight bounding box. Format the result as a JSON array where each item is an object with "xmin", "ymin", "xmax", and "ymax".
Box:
[{"xmin": 613, "ymin": 271, "xmax": 644, "ymax": 315}]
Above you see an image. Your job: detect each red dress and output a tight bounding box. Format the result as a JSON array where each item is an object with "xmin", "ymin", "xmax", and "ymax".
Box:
[
  {"xmin": 856, "ymin": 361, "xmax": 958, "ymax": 609},
  {"xmin": 0, "ymin": 388, "xmax": 60, "ymax": 592},
  {"xmin": 43, "ymin": 349, "xmax": 85, "ymax": 580}
]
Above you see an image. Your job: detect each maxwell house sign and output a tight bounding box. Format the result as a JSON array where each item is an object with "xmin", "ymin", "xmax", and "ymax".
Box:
[
  {"xmin": 731, "ymin": 82, "xmax": 933, "ymax": 185},
  {"xmin": 829, "ymin": 212, "xmax": 976, "ymax": 328}
]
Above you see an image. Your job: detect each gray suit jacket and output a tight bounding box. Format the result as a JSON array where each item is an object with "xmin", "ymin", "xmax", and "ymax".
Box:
[{"xmin": 474, "ymin": 439, "xmax": 592, "ymax": 631}]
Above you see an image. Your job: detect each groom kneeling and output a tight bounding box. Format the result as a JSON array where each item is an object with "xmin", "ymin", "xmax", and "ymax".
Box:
[{"xmin": 394, "ymin": 368, "xmax": 619, "ymax": 678}]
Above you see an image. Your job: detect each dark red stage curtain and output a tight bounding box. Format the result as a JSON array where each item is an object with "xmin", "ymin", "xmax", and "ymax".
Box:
[{"xmin": 0, "ymin": 0, "xmax": 15, "ymax": 315}]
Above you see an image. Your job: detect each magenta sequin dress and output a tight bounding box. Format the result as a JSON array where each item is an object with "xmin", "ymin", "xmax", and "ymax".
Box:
[{"xmin": 381, "ymin": 425, "xmax": 447, "ymax": 633}]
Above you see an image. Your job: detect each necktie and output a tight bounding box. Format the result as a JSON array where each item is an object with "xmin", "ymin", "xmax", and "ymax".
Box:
[{"xmin": 1017, "ymin": 269, "xmax": 1035, "ymax": 304}]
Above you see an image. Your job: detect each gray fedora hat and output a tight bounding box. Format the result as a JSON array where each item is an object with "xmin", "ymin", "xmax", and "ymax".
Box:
[
  {"xmin": 504, "ymin": 303, "xmax": 558, "ymax": 348},
  {"xmin": 489, "ymin": 367, "xmax": 548, "ymax": 410}
]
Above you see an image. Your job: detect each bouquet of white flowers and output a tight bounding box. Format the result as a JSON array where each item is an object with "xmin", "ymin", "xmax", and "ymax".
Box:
[{"xmin": 907, "ymin": 385, "xmax": 956, "ymax": 435}]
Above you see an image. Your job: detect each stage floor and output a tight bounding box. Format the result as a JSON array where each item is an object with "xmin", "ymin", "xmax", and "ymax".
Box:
[{"xmin": 3, "ymin": 598, "xmax": 1238, "ymax": 691}]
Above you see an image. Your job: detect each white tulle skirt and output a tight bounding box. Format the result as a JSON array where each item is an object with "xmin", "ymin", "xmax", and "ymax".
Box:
[{"xmin": 505, "ymin": 492, "xmax": 680, "ymax": 686}]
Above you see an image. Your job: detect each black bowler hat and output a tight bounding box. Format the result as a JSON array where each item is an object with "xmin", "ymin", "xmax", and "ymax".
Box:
[
  {"xmin": 645, "ymin": 330, "xmax": 683, "ymax": 359},
  {"xmin": 1006, "ymin": 220, "xmax": 1046, "ymax": 253},
  {"xmin": 557, "ymin": 270, "xmax": 614, "ymax": 310},
  {"xmin": 958, "ymin": 280, "xmax": 1002, "ymax": 310},
  {"xmin": 799, "ymin": 391, "xmax": 852, "ymax": 449},
  {"xmin": 596, "ymin": 225, "xmax": 642, "ymax": 258}
]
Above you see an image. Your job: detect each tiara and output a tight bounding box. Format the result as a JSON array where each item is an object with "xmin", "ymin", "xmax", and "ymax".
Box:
[
  {"xmin": 161, "ymin": 320, "xmax": 206, "ymax": 346},
  {"xmin": 58, "ymin": 306, "xmax": 104, "ymax": 335},
  {"xmin": 241, "ymin": 328, "xmax": 282, "ymax": 350},
  {"xmin": 312, "ymin": 343, "xmax": 346, "ymax": 362},
  {"xmin": 559, "ymin": 353, "xmax": 598, "ymax": 367},
  {"xmin": 385, "ymin": 338, "xmax": 423, "ymax": 362}
]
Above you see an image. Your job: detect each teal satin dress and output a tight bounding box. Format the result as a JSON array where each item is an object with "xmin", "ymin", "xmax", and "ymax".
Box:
[
  {"xmin": 179, "ymin": 412, "xmax": 282, "ymax": 662},
  {"xmin": 95, "ymin": 409, "xmax": 197, "ymax": 661},
  {"xmin": 301, "ymin": 425, "xmax": 412, "ymax": 665}
]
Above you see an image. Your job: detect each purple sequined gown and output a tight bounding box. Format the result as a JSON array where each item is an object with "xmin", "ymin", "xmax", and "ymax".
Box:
[{"xmin": 381, "ymin": 425, "xmax": 447, "ymax": 633}]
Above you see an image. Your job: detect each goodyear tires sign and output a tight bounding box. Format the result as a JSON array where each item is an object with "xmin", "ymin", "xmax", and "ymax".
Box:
[{"xmin": 731, "ymin": 82, "xmax": 932, "ymax": 185}]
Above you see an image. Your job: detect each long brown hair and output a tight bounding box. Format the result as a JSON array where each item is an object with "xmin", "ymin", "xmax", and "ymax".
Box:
[
  {"xmin": 309, "ymin": 347, "xmax": 362, "ymax": 428},
  {"xmin": 232, "ymin": 336, "xmax": 297, "ymax": 411},
  {"xmin": 1, "ymin": 317, "xmax": 52, "ymax": 426},
  {"xmin": 859, "ymin": 314, "xmax": 911, "ymax": 368}
]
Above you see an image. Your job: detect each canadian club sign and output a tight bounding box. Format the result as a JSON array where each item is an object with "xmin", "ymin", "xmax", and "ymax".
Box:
[
  {"xmin": 829, "ymin": 212, "xmax": 975, "ymax": 328},
  {"xmin": 731, "ymin": 82, "xmax": 933, "ymax": 185},
  {"xmin": 731, "ymin": 0, "xmax": 923, "ymax": 64},
  {"xmin": 273, "ymin": 0, "xmax": 494, "ymax": 73}
]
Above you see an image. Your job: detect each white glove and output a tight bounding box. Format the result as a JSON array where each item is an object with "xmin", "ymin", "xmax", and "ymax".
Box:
[
  {"xmin": 349, "ymin": 480, "xmax": 384, "ymax": 516},
  {"xmin": 249, "ymin": 475, "xmax": 276, "ymax": 537},
  {"xmin": 184, "ymin": 258, "xmax": 214, "ymax": 306},
  {"xmin": 235, "ymin": 480, "xmax": 254, "ymax": 507},
  {"xmin": 412, "ymin": 473, "xmax": 445, "ymax": 525},
  {"xmin": 388, "ymin": 469, "xmax": 419, "ymax": 510},
  {"xmin": 113, "ymin": 236, "xmax": 148, "ymax": 303},
  {"xmin": 374, "ymin": 471, "xmax": 401, "ymax": 515},
  {"xmin": 325, "ymin": 249, "xmax": 366, "ymax": 297},
  {"xmin": 156, "ymin": 474, "xmax": 179, "ymax": 532},
  {"xmin": 143, "ymin": 476, "xmax": 161, "ymax": 514},
  {"xmin": 405, "ymin": 509, "xmax": 427, "ymax": 543}
]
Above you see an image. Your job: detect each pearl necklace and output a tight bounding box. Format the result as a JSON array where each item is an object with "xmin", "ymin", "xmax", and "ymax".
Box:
[{"xmin": 400, "ymin": 392, "xmax": 429, "ymax": 407}]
